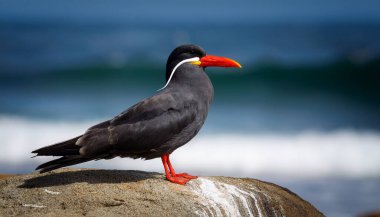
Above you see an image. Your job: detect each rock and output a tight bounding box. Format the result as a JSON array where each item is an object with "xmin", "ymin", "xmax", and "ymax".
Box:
[
  {"xmin": 0, "ymin": 168, "xmax": 324, "ymax": 217},
  {"xmin": 358, "ymin": 212, "xmax": 380, "ymax": 217},
  {"xmin": 0, "ymin": 174, "xmax": 13, "ymax": 180}
]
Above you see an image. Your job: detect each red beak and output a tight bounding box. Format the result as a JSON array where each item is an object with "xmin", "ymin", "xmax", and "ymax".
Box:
[{"xmin": 199, "ymin": 55, "xmax": 242, "ymax": 68}]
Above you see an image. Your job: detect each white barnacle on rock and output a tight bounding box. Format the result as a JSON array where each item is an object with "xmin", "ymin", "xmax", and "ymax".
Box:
[
  {"xmin": 44, "ymin": 189, "xmax": 61, "ymax": 195},
  {"xmin": 189, "ymin": 178, "xmax": 265, "ymax": 217},
  {"xmin": 22, "ymin": 204, "xmax": 46, "ymax": 208}
]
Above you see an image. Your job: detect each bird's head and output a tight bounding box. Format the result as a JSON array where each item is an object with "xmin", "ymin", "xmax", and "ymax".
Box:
[{"xmin": 162, "ymin": 44, "xmax": 241, "ymax": 90}]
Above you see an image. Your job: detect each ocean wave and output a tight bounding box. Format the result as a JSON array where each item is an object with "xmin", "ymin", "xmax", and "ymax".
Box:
[{"xmin": 1, "ymin": 115, "xmax": 380, "ymax": 178}]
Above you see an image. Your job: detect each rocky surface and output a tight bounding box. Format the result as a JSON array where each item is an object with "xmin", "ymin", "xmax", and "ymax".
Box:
[{"xmin": 0, "ymin": 168, "xmax": 324, "ymax": 217}]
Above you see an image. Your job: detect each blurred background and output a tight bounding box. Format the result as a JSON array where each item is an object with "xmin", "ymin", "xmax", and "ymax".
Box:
[{"xmin": 1, "ymin": 0, "xmax": 380, "ymax": 216}]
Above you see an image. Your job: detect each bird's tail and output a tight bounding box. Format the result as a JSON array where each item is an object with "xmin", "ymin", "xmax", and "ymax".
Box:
[
  {"xmin": 32, "ymin": 136, "xmax": 94, "ymax": 173},
  {"xmin": 35, "ymin": 156, "xmax": 94, "ymax": 173},
  {"xmin": 32, "ymin": 136, "xmax": 81, "ymax": 157}
]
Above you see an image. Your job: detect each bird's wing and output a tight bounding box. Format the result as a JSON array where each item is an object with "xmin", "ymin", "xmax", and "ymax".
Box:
[
  {"xmin": 111, "ymin": 92, "xmax": 181, "ymax": 126},
  {"xmin": 76, "ymin": 92, "xmax": 198, "ymax": 157}
]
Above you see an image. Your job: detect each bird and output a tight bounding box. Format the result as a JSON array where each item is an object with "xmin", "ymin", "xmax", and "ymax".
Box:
[{"xmin": 32, "ymin": 44, "xmax": 241, "ymax": 185}]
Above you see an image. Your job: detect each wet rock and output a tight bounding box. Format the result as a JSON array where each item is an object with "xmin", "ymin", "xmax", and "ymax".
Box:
[{"xmin": 0, "ymin": 168, "xmax": 323, "ymax": 217}]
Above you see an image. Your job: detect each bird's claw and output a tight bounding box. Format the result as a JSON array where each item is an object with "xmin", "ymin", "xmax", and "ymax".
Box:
[
  {"xmin": 174, "ymin": 173, "xmax": 198, "ymax": 180},
  {"xmin": 166, "ymin": 176, "xmax": 190, "ymax": 185}
]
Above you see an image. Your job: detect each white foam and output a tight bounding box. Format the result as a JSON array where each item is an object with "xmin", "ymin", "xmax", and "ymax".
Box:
[{"xmin": 1, "ymin": 115, "xmax": 380, "ymax": 178}]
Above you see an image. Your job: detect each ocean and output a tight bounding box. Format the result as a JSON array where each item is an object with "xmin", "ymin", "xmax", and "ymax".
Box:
[
  {"xmin": 1, "ymin": 117, "xmax": 380, "ymax": 217},
  {"xmin": 1, "ymin": 17, "xmax": 380, "ymax": 217}
]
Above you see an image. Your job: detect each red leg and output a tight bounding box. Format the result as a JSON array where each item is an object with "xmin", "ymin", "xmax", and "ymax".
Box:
[
  {"xmin": 166, "ymin": 154, "xmax": 198, "ymax": 180},
  {"xmin": 161, "ymin": 154, "xmax": 189, "ymax": 185}
]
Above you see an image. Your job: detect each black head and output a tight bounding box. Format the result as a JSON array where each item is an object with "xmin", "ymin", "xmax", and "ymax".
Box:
[{"xmin": 166, "ymin": 44, "xmax": 206, "ymax": 81}]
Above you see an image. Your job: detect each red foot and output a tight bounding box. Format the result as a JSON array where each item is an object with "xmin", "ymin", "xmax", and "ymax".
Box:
[
  {"xmin": 174, "ymin": 173, "xmax": 198, "ymax": 180},
  {"xmin": 166, "ymin": 176, "xmax": 190, "ymax": 185},
  {"xmin": 161, "ymin": 153, "xmax": 198, "ymax": 185}
]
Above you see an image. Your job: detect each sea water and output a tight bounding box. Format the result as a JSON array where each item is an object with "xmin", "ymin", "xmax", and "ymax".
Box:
[{"xmin": 1, "ymin": 116, "xmax": 380, "ymax": 217}]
